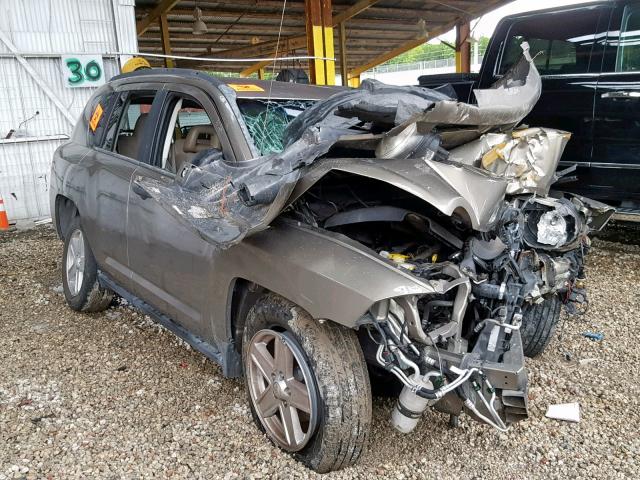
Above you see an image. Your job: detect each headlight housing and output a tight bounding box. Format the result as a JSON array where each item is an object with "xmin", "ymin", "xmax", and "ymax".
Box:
[{"xmin": 522, "ymin": 198, "xmax": 583, "ymax": 251}]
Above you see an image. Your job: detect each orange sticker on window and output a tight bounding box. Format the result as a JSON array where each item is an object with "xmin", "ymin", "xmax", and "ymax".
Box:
[
  {"xmin": 89, "ymin": 103, "xmax": 104, "ymax": 132},
  {"xmin": 227, "ymin": 83, "xmax": 265, "ymax": 92}
]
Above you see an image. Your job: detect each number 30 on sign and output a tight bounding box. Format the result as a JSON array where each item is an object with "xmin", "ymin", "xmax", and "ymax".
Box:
[{"xmin": 62, "ymin": 55, "xmax": 105, "ymax": 88}]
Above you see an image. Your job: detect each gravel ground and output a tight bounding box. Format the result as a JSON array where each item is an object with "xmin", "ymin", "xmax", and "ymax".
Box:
[{"xmin": 1, "ymin": 226, "xmax": 638, "ymax": 479}]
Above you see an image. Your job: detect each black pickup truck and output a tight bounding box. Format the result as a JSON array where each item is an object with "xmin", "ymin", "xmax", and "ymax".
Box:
[{"xmin": 419, "ymin": 0, "xmax": 640, "ymax": 211}]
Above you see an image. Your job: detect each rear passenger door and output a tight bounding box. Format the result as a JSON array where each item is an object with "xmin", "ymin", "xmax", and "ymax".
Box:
[
  {"xmin": 486, "ymin": 5, "xmax": 610, "ymax": 173},
  {"xmin": 125, "ymin": 83, "xmax": 234, "ymax": 340},
  {"xmin": 593, "ymin": 1, "xmax": 640, "ymax": 205},
  {"xmin": 85, "ymin": 85, "xmax": 163, "ymax": 290}
]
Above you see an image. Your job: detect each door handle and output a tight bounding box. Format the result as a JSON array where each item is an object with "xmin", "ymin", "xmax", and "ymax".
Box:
[
  {"xmin": 132, "ymin": 182, "xmax": 151, "ymax": 200},
  {"xmin": 600, "ymin": 91, "xmax": 640, "ymax": 99}
]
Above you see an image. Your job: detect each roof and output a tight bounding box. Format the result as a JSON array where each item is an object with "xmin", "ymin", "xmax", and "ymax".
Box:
[
  {"xmin": 111, "ymin": 67, "xmax": 342, "ymax": 99},
  {"xmin": 134, "ymin": 1, "xmax": 514, "ymax": 75}
]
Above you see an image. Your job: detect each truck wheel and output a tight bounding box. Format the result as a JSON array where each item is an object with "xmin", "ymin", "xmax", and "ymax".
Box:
[
  {"xmin": 242, "ymin": 294, "xmax": 371, "ymax": 473},
  {"xmin": 62, "ymin": 215, "xmax": 113, "ymax": 312},
  {"xmin": 520, "ymin": 295, "xmax": 561, "ymax": 358}
]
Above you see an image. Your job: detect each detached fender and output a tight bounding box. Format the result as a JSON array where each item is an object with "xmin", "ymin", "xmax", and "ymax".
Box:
[{"xmin": 215, "ymin": 219, "xmax": 437, "ymax": 328}]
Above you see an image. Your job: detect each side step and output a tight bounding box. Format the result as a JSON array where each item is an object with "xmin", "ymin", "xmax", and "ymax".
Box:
[{"xmin": 98, "ymin": 271, "xmax": 242, "ymax": 378}]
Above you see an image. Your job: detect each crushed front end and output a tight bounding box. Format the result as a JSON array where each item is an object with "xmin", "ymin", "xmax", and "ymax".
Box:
[{"xmin": 348, "ymin": 191, "xmax": 612, "ymax": 433}]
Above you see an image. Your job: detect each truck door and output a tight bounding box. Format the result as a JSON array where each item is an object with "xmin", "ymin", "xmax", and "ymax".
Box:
[
  {"xmin": 480, "ymin": 5, "xmax": 610, "ymax": 175},
  {"xmin": 125, "ymin": 84, "xmax": 234, "ymax": 340},
  {"xmin": 593, "ymin": 2, "xmax": 640, "ymax": 206}
]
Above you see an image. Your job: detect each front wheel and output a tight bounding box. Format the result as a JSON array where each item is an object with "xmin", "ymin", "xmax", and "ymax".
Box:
[
  {"xmin": 62, "ymin": 215, "xmax": 113, "ymax": 312},
  {"xmin": 242, "ymin": 294, "xmax": 372, "ymax": 473},
  {"xmin": 520, "ymin": 295, "xmax": 562, "ymax": 358}
]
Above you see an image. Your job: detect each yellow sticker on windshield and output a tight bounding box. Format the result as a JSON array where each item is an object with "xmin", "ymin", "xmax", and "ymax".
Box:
[
  {"xmin": 228, "ymin": 83, "xmax": 264, "ymax": 92},
  {"xmin": 89, "ymin": 103, "xmax": 104, "ymax": 132}
]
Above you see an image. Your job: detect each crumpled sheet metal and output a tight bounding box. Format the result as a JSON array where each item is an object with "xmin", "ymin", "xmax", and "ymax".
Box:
[
  {"xmin": 407, "ymin": 43, "xmax": 540, "ymax": 132},
  {"xmin": 449, "ymin": 127, "xmax": 571, "ymax": 195},
  {"xmin": 136, "ymin": 44, "xmax": 543, "ymax": 248}
]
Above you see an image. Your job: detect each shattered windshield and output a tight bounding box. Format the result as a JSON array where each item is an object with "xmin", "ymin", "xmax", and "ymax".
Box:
[{"xmin": 237, "ymin": 99, "xmax": 315, "ymax": 155}]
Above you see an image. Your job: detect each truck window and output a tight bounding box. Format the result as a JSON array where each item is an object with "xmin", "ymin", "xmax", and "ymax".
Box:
[
  {"xmin": 498, "ymin": 9, "xmax": 601, "ymax": 76},
  {"xmin": 616, "ymin": 5, "xmax": 640, "ymax": 72}
]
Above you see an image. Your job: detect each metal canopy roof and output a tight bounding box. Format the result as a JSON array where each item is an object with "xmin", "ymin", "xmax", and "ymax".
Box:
[{"xmin": 134, "ymin": 1, "xmax": 512, "ymax": 75}]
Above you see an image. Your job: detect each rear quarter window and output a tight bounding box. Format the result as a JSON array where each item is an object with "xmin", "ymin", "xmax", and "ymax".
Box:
[{"xmin": 83, "ymin": 91, "xmax": 115, "ymax": 147}]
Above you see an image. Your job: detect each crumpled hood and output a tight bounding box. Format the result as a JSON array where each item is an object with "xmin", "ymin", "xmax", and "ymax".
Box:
[
  {"xmin": 136, "ymin": 43, "xmax": 544, "ymax": 248},
  {"xmin": 290, "ymin": 157, "xmax": 508, "ymax": 231}
]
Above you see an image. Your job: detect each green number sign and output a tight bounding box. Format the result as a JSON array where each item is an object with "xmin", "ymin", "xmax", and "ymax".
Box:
[{"xmin": 62, "ymin": 56, "xmax": 105, "ymax": 88}]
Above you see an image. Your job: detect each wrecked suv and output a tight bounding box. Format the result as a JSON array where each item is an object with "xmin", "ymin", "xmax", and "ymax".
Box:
[{"xmin": 51, "ymin": 45, "xmax": 613, "ymax": 473}]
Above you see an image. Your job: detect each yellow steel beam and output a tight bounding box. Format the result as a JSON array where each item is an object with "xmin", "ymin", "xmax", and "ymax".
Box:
[
  {"xmin": 240, "ymin": 60, "xmax": 270, "ymax": 77},
  {"xmin": 322, "ymin": 0, "xmax": 336, "ymax": 85},
  {"xmin": 235, "ymin": 0, "xmax": 380, "ymax": 77},
  {"xmin": 137, "ymin": 0, "xmax": 180, "ymax": 36},
  {"xmin": 159, "ymin": 14, "xmax": 175, "ymax": 68},
  {"xmin": 306, "ymin": 0, "xmax": 326, "ymax": 84}
]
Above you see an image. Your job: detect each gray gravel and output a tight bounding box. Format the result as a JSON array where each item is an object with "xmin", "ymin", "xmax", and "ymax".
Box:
[{"xmin": 1, "ymin": 226, "xmax": 638, "ymax": 479}]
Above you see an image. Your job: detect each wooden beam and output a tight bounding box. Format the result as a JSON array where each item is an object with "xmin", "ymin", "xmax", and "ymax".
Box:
[
  {"xmin": 348, "ymin": 0, "xmax": 512, "ymax": 77},
  {"xmin": 339, "ymin": 22, "xmax": 348, "ymax": 86},
  {"xmin": 455, "ymin": 21, "xmax": 470, "ymax": 73},
  {"xmin": 137, "ymin": 0, "xmax": 180, "ymax": 36},
  {"xmin": 159, "ymin": 14, "xmax": 175, "ymax": 68}
]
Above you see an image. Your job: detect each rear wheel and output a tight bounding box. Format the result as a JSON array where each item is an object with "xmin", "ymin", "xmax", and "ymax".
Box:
[
  {"xmin": 62, "ymin": 215, "xmax": 113, "ymax": 312},
  {"xmin": 242, "ymin": 294, "xmax": 371, "ymax": 473},
  {"xmin": 520, "ymin": 295, "xmax": 562, "ymax": 358}
]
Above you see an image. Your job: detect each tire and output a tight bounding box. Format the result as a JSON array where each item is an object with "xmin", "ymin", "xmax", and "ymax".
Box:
[
  {"xmin": 62, "ymin": 215, "xmax": 113, "ymax": 312},
  {"xmin": 242, "ymin": 294, "xmax": 371, "ymax": 473},
  {"xmin": 520, "ymin": 295, "xmax": 562, "ymax": 358}
]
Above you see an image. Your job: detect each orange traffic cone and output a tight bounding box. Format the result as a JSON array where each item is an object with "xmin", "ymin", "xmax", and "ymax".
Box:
[{"xmin": 0, "ymin": 195, "xmax": 10, "ymax": 231}]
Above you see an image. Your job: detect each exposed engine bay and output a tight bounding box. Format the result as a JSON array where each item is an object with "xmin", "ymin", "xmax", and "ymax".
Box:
[
  {"xmin": 286, "ymin": 170, "xmax": 610, "ymax": 432},
  {"xmin": 136, "ymin": 44, "xmax": 614, "ymax": 433}
]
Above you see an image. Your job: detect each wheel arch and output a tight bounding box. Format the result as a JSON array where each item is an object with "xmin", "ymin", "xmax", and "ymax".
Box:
[{"xmin": 54, "ymin": 194, "xmax": 79, "ymax": 240}]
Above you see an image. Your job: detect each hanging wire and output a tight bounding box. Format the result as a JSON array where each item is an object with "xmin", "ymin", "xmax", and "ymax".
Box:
[{"xmin": 261, "ymin": 0, "xmax": 288, "ymax": 138}]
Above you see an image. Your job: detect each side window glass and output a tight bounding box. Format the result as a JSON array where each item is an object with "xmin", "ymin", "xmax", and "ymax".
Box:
[
  {"xmin": 159, "ymin": 96, "xmax": 223, "ymax": 174},
  {"xmin": 616, "ymin": 5, "xmax": 640, "ymax": 72},
  {"xmin": 498, "ymin": 10, "xmax": 601, "ymax": 75},
  {"xmin": 102, "ymin": 92, "xmax": 127, "ymax": 151},
  {"xmin": 86, "ymin": 92, "xmax": 114, "ymax": 147},
  {"xmin": 101, "ymin": 91, "xmax": 157, "ymax": 160}
]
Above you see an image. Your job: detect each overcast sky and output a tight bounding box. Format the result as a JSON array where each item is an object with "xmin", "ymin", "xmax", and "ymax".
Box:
[{"xmin": 437, "ymin": 0, "xmax": 600, "ymax": 41}]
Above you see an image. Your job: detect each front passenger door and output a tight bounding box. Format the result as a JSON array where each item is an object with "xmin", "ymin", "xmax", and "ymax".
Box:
[{"xmin": 125, "ymin": 85, "xmax": 233, "ymax": 341}]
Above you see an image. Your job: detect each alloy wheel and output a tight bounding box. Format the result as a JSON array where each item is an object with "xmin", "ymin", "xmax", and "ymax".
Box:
[
  {"xmin": 246, "ymin": 329, "xmax": 319, "ymax": 452},
  {"xmin": 66, "ymin": 229, "xmax": 85, "ymax": 296}
]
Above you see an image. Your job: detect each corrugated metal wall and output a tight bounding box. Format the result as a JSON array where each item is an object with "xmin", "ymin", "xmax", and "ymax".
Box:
[{"xmin": 0, "ymin": 0, "xmax": 137, "ymax": 222}]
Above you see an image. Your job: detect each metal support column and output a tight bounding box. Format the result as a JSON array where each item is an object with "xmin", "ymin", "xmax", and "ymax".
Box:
[
  {"xmin": 455, "ymin": 21, "xmax": 470, "ymax": 74},
  {"xmin": 159, "ymin": 14, "xmax": 175, "ymax": 68},
  {"xmin": 305, "ymin": 0, "xmax": 335, "ymax": 85}
]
